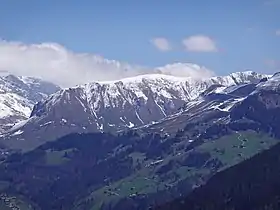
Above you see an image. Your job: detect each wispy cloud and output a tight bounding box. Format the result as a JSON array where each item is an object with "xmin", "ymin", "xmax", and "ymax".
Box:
[
  {"xmin": 182, "ymin": 35, "xmax": 218, "ymax": 52},
  {"xmin": 276, "ymin": 30, "xmax": 280, "ymax": 36},
  {"xmin": 150, "ymin": 37, "xmax": 172, "ymax": 52},
  {"xmin": 0, "ymin": 40, "xmax": 215, "ymax": 87},
  {"xmin": 155, "ymin": 63, "xmax": 215, "ymax": 78}
]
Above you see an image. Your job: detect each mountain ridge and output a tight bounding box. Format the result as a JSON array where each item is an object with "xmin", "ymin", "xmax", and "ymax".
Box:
[{"xmin": 0, "ymin": 70, "xmax": 268, "ymax": 151}]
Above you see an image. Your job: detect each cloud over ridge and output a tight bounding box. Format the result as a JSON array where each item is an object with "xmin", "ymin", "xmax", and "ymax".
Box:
[{"xmin": 0, "ymin": 40, "xmax": 215, "ymax": 87}]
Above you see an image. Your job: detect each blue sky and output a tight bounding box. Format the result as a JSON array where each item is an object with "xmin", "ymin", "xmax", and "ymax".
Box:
[{"xmin": 0, "ymin": 0, "xmax": 279, "ymax": 81}]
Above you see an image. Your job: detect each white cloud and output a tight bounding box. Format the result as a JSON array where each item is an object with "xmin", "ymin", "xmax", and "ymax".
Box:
[
  {"xmin": 276, "ymin": 30, "xmax": 280, "ymax": 36},
  {"xmin": 155, "ymin": 63, "xmax": 215, "ymax": 78},
  {"xmin": 150, "ymin": 37, "xmax": 172, "ymax": 52},
  {"xmin": 182, "ymin": 35, "xmax": 218, "ymax": 52},
  {"xmin": 0, "ymin": 40, "xmax": 215, "ymax": 87}
]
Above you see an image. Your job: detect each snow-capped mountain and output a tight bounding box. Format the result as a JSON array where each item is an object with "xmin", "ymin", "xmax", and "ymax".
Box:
[
  {"xmin": 137, "ymin": 81, "xmax": 260, "ymax": 136},
  {"xmin": 138, "ymin": 72, "xmax": 279, "ymax": 137},
  {"xmin": 1, "ymin": 70, "xmax": 267, "ymax": 151},
  {"xmin": 0, "ymin": 74, "xmax": 60, "ymax": 132}
]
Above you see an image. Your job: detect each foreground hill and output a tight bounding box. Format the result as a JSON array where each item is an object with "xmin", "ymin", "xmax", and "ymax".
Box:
[
  {"xmin": 0, "ymin": 131, "xmax": 277, "ymax": 210},
  {"xmin": 158, "ymin": 136, "xmax": 280, "ymax": 210}
]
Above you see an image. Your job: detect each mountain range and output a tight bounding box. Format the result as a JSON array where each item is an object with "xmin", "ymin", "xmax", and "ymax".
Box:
[
  {"xmin": 0, "ymin": 68, "xmax": 279, "ymax": 210},
  {"xmin": 0, "ymin": 70, "xmax": 267, "ymax": 151}
]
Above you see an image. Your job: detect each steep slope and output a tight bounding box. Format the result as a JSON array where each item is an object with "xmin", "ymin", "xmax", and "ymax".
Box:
[
  {"xmin": 157, "ymin": 139, "xmax": 280, "ymax": 210},
  {"xmin": 1, "ymin": 71, "xmax": 266, "ymax": 151},
  {"xmin": 0, "ymin": 74, "xmax": 60, "ymax": 132}
]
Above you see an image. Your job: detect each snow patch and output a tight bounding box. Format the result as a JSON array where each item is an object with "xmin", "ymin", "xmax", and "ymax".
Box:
[
  {"xmin": 154, "ymin": 100, "xmax": 167, "ymax": 117},
  {"xmin": 61, "ymin": 119, "xmax": 67, "ymax": 123},
  {"xmin": 9, "ymin": 119, "xmax": 29, "ymax": 132},
  {"xmin": 75, "ymin": 96, "xmax": 87, "ymax": 112},
  {"xmin": 210, "ymin": 97, "xmax": 246, "ymax": 112},
  {"xmin": 127, "ymin": 122, "xmax": 135, "ymax": 128},
  {"xmin": 120, "ymin": 117, "xmax": 126, "ymax": 123},
  {"xmin": 96, "ymin": 123, "xmax": 103, "ymax": 131},
  {"xmin": 151, "ymin": 159, "xmax": 164, "ymax": 165},
  {"xmin": 40, "ymin": 121, "xmax": 53, "ymax": 127},
  {"xmin": 11, "ymin": 130, "xmax": 24, "ymax": 136},
  {"xmin": 135, "ymin": 111, "xmax": 144, "ymax": 124}
]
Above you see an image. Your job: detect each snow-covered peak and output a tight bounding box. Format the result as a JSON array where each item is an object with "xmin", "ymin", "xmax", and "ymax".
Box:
[
  {"xmin": 0, "ymin": 74, "xmax": 60, "ymax": 101},
  {"xmin": 82, "ymin": 70, "xmax": 266, "ymax": 86},
  {"xmin": 88, "ymin": 74, "xmax": 190, "ymax": 85},
  {"xmin": 229, "ymin": 70, "xmax": 256, "ymax": 77},
  {"xmin": 253, "ymin": 72, "xmax": 279, "ymax": 91},
  {"xmin": 40, "ymin": 71, "xmax": 267, "ymax": 109},
  {"xmin": 229, "ymin": 71, "xmax": 267, "ymax": 83},
  {"xmin": 0, "ymin": 74, "xmax": 60, "ymax": 132},
  {"xmin": 28, "ymin": 70, "xmax": 268, "ymax": 125}
]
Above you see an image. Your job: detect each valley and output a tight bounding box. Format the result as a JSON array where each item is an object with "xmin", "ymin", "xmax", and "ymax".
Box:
[{"xmin": 1, "ymin": 3, "xmax": 278, "ymax": 209}]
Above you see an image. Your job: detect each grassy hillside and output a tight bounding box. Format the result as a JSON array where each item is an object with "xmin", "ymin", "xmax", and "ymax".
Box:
[
  {"xmin": 82, "ymin": 131, "xmax": 277, "ymax": 210},
  {"xmin": 0, "ymin": 128, "xmax": 278, "ymax": 210},
  {"xmin": 158, "ymin": 139, "xmax": 280, "ymax": 210}
]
